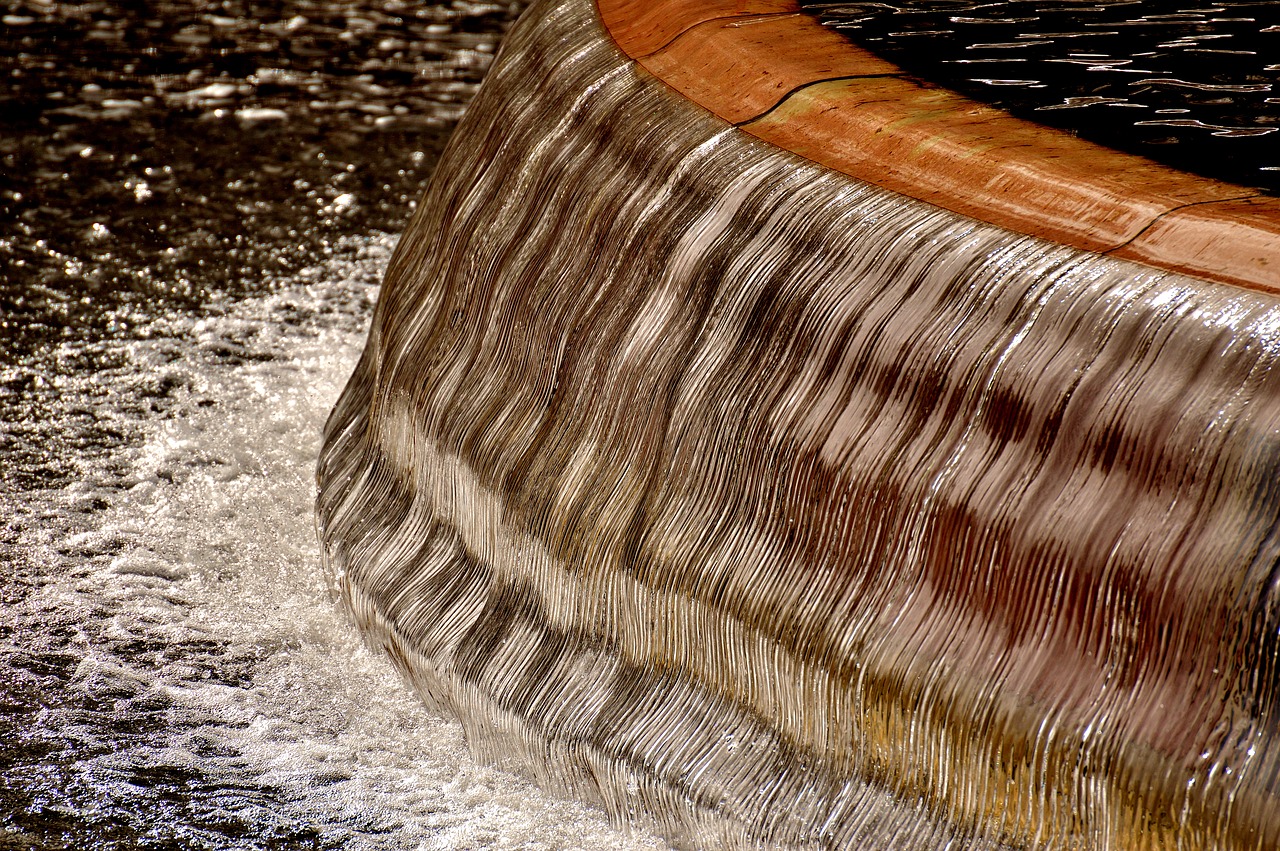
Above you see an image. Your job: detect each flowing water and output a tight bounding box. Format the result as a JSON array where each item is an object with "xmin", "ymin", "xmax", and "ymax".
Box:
[
  {"xmin": 318, "ymin": 0, "xmax": 1279, "ymax": 848},
  {"xmin": 0, "ymin": 1, "xmax": 665, "ymax": 848},
  {"xmin": 9, "ymin": 0, "xmax": 1280, "ymax": 848}
]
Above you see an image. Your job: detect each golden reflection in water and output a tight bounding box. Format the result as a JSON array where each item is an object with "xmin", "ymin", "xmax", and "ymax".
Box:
[{"xmin": 318, "ymin": 0, "xmax": 1280, "ymax": 848}]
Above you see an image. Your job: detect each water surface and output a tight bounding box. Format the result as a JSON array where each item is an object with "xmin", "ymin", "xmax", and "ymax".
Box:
[
  {"xmin": 0, "ymin": 2, "xmax": 663, "ymax": 848},
  {"xmin": 801, "ymin": 0, "xmax": 1280, "ymax": 192}
]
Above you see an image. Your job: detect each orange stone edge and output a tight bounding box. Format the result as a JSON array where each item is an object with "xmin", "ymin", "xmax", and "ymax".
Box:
[{"xmin": 594, "ymin": 0, "xmax": 1280, "ymax": 294}]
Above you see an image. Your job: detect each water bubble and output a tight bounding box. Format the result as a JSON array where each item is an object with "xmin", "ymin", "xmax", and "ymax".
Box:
[{"xmin": 235, "ymin": 107, "xmax": 288, "ymax": 124}]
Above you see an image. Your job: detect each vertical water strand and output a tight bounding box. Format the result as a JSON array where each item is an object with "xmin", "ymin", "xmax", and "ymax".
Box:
[{"xmin": 317, "ymin": 0, "xmax": 1280, "ymax": 848}]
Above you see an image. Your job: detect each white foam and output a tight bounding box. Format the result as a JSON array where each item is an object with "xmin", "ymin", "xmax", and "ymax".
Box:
[{"xmin": 10, "ymin": 234, "xmax": 667, "ymax": 850}]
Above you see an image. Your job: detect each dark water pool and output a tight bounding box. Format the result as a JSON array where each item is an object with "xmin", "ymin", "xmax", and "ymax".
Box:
[
  {"xmin": 0, "ymin": 0, "xmax": 524, "ymax": 493},
  {"xmin": 0, "ymin": 0, "xmax": 542, "ymax": 491},
  {"xmin": 800, "ymin": 0, "xmax": 1280, "ymax": 193}
]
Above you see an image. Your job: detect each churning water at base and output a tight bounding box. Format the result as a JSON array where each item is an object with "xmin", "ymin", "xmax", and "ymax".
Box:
[
  {"xmin": 1, "ymin": 0, "xmax": 663, "ymax": 845},
  {"xmin": 0, "ymin": 236, "xmax": 664, "ymax": 850}
]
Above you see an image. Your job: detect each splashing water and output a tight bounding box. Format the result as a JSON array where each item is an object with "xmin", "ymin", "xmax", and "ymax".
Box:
[
  {"xmin": 1, "ymin": 236, "xmax": 666, "ymax": 849},
  {"xmin": 0, "ymin": 0, "xmax": 670, "ymax": 844}
]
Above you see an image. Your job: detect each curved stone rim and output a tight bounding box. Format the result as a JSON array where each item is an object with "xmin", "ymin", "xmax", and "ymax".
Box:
[{"xmin": 595, "ymin": 0, "xmax": 1280, "ymax": 293}]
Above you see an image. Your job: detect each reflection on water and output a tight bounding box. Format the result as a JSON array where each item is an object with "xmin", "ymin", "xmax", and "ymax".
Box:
[
  {"xmin": 0, "ymin": 1, "xmax": 661, "ymax": 848},
  {"xmin": 0, "ymin": 0, "xmax": 513, "ymax": 357},
  {"xmin": 801, "ymin": 0, "xmax": 1280, "ymax": 192},
  {"xmin": 0, "ymin": 0, "xmax": 523, "ymax": 490}
]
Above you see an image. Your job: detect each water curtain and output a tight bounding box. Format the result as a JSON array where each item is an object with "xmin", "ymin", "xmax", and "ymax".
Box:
[{"xmin": 316, "ymin": 0, "xmax": 1280, "ymax": 847}]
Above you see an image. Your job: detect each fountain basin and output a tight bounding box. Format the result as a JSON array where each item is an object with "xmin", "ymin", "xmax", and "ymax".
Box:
[{"xmin": 599, "ymin": 0, "xmax": 1280, "ymax": 290}]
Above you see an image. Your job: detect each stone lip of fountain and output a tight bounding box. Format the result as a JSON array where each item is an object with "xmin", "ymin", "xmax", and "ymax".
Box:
[{"xmin": 596, "ymin": 0, "xmax": 1280, "ymax": 293}]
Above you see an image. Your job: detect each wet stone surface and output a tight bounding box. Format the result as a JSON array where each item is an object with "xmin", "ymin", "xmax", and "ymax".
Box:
[{"xmin": 801, "ymin": 0, "xmax": 1280, "ymax": 193}]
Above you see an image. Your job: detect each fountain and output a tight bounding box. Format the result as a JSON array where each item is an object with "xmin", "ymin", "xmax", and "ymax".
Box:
[{"xmin": 316, "ymin": 0, "xmax": 1280, "ymax": 848}]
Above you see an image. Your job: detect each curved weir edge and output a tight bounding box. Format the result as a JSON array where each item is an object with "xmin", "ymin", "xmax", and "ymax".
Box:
[{"xmin": 596, "ymin": 0, "xmax": 1280, "ymax": 293}]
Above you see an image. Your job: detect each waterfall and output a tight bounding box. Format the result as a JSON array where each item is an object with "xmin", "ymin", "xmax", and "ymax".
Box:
[{"xmin": 315, "ymin": 0, "xmax": 1280, "ymax": 847}]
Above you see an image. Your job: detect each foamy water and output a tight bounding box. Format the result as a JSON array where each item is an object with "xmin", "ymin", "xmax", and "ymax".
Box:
[{"xmin": 0, "ymin": 234, "xmax": 666, "ymax": 850}]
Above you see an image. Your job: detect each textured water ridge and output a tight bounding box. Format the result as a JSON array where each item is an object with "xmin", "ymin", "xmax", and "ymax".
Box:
[{"xmin": 316, "ymin": 0, "xmax": 1280, "ymax": 847}]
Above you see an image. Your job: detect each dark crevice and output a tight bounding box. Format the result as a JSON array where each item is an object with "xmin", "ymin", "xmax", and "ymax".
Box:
[
  {"xmin": 1102, "ymin": 192, "xmax": 1264, "ymax": 256},
  {"xmin": 735, "ymin": 73, "xmax": 905, "ymax": 126},
  {"xmin": 638, "ymin": 11, "xmax": 803, "ymax": 60}
]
